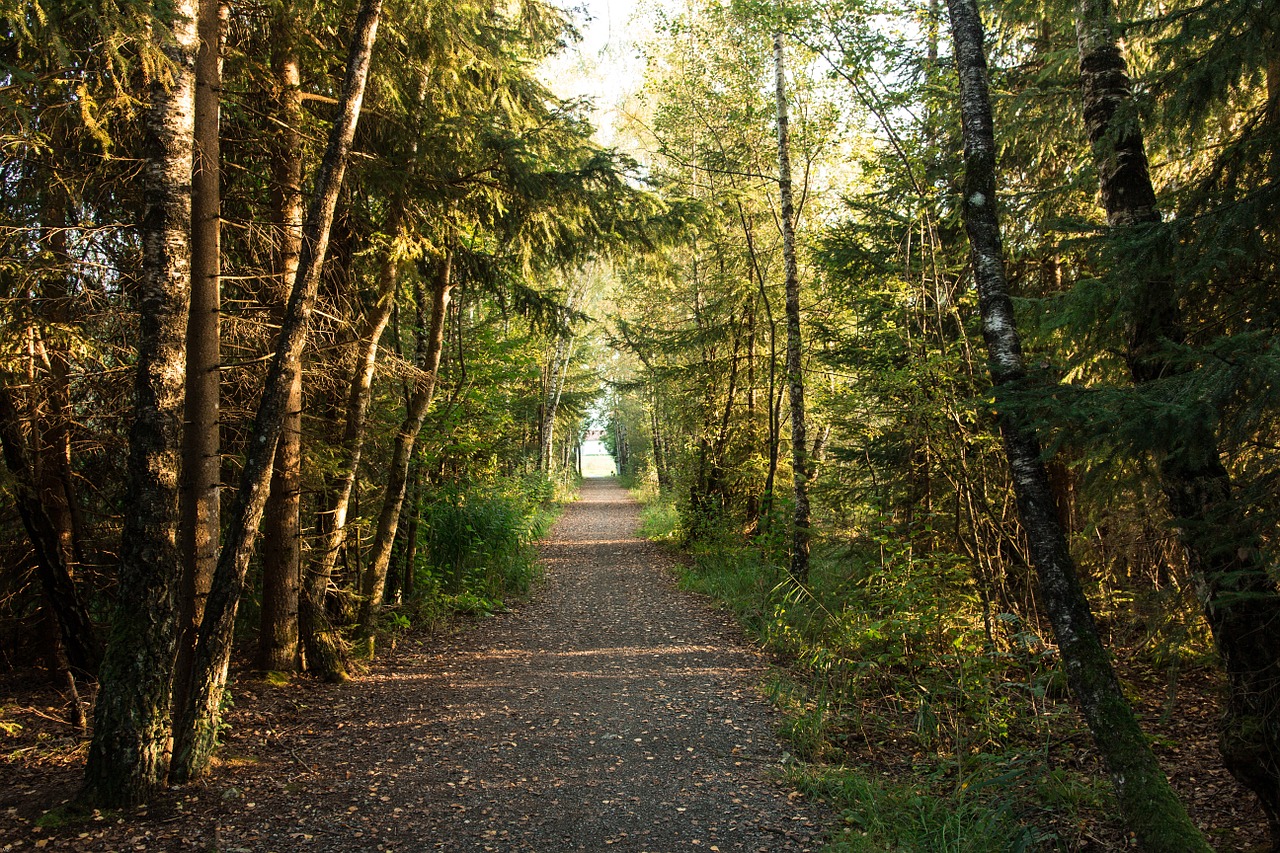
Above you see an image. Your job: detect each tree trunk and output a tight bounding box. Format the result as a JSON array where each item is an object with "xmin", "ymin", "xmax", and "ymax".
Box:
[
  {"xmin": 257, "ymin": 20, "xmax": 306, "ymax": 673},
  {"xmin": 79, "ymin": 0, "xmax": 198, "ymax": 807},
  {"xmin": 169, "ymin": 0, "xmax": 382, "ymax": 782},
  {"xmin": 35, "ymin": 185, "xmax": 89, "ymax": 630},
  {"xmin": 0, "ymin": 386, "xmax": 100, "ymax": 674},
  {"xmin": 401, "ymin": 461, "xmax": 423, "ymax": 598},
  {"xmin": 539, "ymin": 325, "xmax": 574, "ymax": 473},
  {"xmin": 773, "ymin": 33, "xmax": 810, "ymax": 582},
  {"xmin": 176, "ymin": 0, "xmax": 224, "ymax": 711},
  {"xmin": 946, "ymin": 1, "xmax": 1209, "ymax": 849},
  {"xmin": 296, "ymin": 213, "xmax": 404, "ymax": 679},
  {"xmin": 1077, "ymin": 1, "xmax": 1280, "ymax": 840},
  {"xmin": 355, "ymin": 254, "xmax": 453, "ymax": 645}
]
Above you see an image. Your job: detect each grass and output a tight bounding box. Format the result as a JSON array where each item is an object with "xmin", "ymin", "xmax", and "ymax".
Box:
[
  {"xmin": 628, "ymin": 487, "xmax": 1116, "ymax": 851},
  {"xmin": 789, "ymin": 764, "xmax": 1048, "ymax": 853}
]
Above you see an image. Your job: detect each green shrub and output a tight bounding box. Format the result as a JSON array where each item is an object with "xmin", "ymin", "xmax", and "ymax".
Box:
[{"xmin": 408, "ymin": 474, "xmax": 555, "ymax": 618}]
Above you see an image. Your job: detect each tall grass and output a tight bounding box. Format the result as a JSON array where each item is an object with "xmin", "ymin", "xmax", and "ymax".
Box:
[{"xmin": 402, "ymin": 473, "xmax": 557, "ymax": 623}]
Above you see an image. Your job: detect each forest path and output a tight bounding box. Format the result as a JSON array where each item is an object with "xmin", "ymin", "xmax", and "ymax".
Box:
[
  {"xmin": 9, "ymin": 477, "xmax": 826, "ymax": 851},
  {"xmin": 353, "ymin": 475, "xmax": 829, "ymax": 851}
]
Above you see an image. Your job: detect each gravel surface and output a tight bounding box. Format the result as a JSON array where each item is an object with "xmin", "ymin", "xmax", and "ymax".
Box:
[{"xmin": 4, "ymin": 478, "xmax": 828, "ymax": 851}]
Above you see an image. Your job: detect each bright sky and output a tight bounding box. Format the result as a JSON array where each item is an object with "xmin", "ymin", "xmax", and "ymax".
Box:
[{"xmin": 543, "ymin": 0, "xmax": 647, "ymax": 146}]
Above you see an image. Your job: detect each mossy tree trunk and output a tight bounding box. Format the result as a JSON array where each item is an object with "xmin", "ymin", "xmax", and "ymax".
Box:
[
  {"xmin": 946, "ymin": 1, "xmax": 1210, "ymax": 849},
  {"xmin": 1077, "ymin": 0, "xmax": 1280, "ymax": 840},
  {"xmin": 79, "ymin": 0, "xmax": 198, "ymax": 808}
]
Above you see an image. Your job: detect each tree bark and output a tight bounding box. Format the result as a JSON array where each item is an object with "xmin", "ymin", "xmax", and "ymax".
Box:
[
  {"xmin": 257, "ymin": 18, "xmax": 306, "ymax": 673},
  {"xmin": 946, "ymin": 1, "xmax": 1209, "ymax": 849},
  {"xmin": 176, "ymin": 0, "xmax": 225, "ymax": 712},
  {"xmin": 169, "ymin": 0, "xmax": 383, "ymax": 781},
  {"xmin": 540, "ymin": 330, "xmax": 574, "ymax": 473},
  {"xmin": 355, "ymin": 254, "xmax": 453, "ymax": 644},
  {"xmin": 773, "ymin": 33, "xmax": 810, "ymax": 582},
  {"xmin": 300, "ymin": 213, "xmax": 406, "ymax": 677},
  {"xmin": 1077, "ymin": 1, "xmax": 1280, "ymax": 841},
  {"xmin": 0, "ymin": 386, "xmax": 100, "ymax": 674},
  {"xmin": 79, "ymin": 0, "xmax": 198, "ymax": 807}
]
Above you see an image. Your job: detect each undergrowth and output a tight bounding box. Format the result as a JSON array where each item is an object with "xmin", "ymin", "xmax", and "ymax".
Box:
[
  {"xmin": 378, "ymin": 472, "xmax": 560, "ymax": 635},
  {"xmin": 632, "ymin": 487, "xmax": 1120, "ymax": 851}
]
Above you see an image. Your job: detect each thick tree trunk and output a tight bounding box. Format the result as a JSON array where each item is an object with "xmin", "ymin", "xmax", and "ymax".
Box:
[
  {"xmin": 169, "ymin": 0, "xmax": 382, "ymax": 782},
  {"xmin": 773, "ymin": 33, "xmax": 810, "ymax": 582},
  {"xmin": 79, "ymin": 0, "xmax": 198, "ymax": 808},
  {"xmin": 355, "ymin": 255, "xmax": 453, "ymax": 644},
  {"xmin": 946, "ymin": 2, "xmax": 1209, "ymax": 849},
  {"xmin": 257, "ymin": 24, "xmax": 306, "ymax": 674},
  {"xmin": 258, "ymin": 374, "xmax": 302, "ymax": 670},
  {"xmin": 1077, "ymin": 1, "xmax": 1280, "ymax": 841},
  {"xmin": 175, "ymin": 0, "xmax": 224, "ymax": 713}
]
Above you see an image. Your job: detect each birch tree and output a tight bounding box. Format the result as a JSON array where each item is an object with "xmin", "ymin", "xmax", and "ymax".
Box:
[
  {"xmin": 945, "ymin": 0, "xmax": 1207, "ymax": 847},
  {"xmin": 80, "ymin": 0, "xmax": 198, "ymax": 807}
]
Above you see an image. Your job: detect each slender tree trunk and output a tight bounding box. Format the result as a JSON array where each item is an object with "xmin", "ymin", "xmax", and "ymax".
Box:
[
  {"xmin": 80, "ymin": 0, "xmax": 198, "ymax": 807},
  {"xmin": 257, "ymin": 19, "xmax": 305, "ymax": 673},
  {"xmin": 401, "ymin": 461, "xmax": 422, "ymax": 598},
  {"xmin": 0, "ymin": 386, "xmax": 99, "ymax": 674},
  {"xmin": 1077, "ymin": 1, "xmax": 1280, "ymax": 840},
  {"xmin": 355, "ymin": 254, "xmax": 453, "ymax": 645},
  {"xmin": 773, "ymin": 33, "xmax": 810, "ymax": 581},
  {"xmin": 175, "ymin": 0, "xmax": 224, "ymax": 712},
  {"xmin": 539, "ymin": 327, "xmax": 574, "ymax": 473},
  {"xmin": 946, "ymin": 2, "xmax": 1208, "ymax": 848},
  {"xmin": 301, "ymin": 219, "xmax": 405, "ymax": 675},
  {"xmin": 650, "ymin": 384, "xmax": 670, "ymax": 491},
  {"xmin": 169, "ymin": 0, "xmax": 382, "ymax": 782},
  {"xmin": 35, "ymin": 187, "xmax": 87, "ymax": 609}
]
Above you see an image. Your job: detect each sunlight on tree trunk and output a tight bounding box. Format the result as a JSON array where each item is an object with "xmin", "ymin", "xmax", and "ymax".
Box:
[
  {"xmin": 946, "ymin": 1, "xmax": 1209, "ymax": 848},
  {"xmin": 80, "ymin": 0, "xmax": 198, "ymax": 808}
]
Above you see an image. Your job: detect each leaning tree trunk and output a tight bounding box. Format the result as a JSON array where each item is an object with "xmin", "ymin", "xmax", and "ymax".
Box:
[
  {"xmin": 168, "ymin": 0, "xmax": 383, "ymax": 782},
  {"xmin": 79, "ymin": 0, "xmax": 198, "ymax": 808},
  {"xmin": 175, "ymin": 0, "xmax": 224, "ymax": 712},
  {"xmin": 355, "ymin": 254, "xmax": 453, "ymax": 646},
  {"xmin": 946, "ymin": 1, "xmax": 1209, "ymax": 849},
  {"xmin": 300, "ymin": 211, "xmax": 406, "ymax": 680},
  {"xmin": 256, "ymin": 15, "xmax": 306, "ymax": 673},
  {"xmin": 1077, "ymin": 0, "xmax": 1280, "ymax": 841},
  {"xmin": 0, "ymin": 386, "xmax": 100, "ymax": 674},
  {"xmin": 773, "ymin": 33, "xmax": 810, "ymax": 582}
]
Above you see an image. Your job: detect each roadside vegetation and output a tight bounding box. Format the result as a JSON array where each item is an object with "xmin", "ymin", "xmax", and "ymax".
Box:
[{"xmin": 630, "ymin": 478, "xmax": 1244, "ymax": 850}]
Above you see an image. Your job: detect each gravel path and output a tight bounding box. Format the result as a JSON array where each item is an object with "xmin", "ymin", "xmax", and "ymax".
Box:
[
  {"xmin": 395, "ymin": 477, "xmax": 827, "ymax": 851},
  {"xmin": 6, "ymin": 478, "xmax": 826, "ymax": 851}
]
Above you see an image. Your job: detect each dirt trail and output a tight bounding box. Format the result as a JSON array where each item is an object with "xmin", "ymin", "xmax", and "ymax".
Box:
[{"xmin": 5, "ymin": 478, "xmax": 826, "ymax": 851}]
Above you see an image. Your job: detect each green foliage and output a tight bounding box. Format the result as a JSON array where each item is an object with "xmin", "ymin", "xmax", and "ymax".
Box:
[
  {"xmin": 788, "ymin": 764, "xmax": 1050, "ymax": 853},
  {"xmin": 409, "ymin": 474, "xmax": 555, "ymax": 616}
]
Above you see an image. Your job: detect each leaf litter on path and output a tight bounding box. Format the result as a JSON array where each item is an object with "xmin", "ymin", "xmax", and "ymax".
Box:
[{"xmin": 2, "ymin": 478, "xmax": 827, "ymax": 851}]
